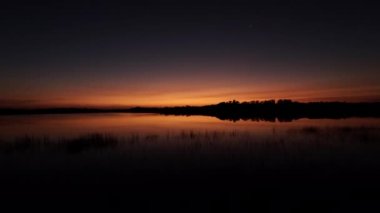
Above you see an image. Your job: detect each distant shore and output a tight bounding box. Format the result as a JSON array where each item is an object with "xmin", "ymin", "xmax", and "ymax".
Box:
[{"xmin": 1, "ymin": 100, "xmax": 380, "ymax": 121}]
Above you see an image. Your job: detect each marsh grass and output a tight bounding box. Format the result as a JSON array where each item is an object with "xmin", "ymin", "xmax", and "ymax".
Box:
[
  {"xmin": 0, "ymin": 126, "xmax": 379, "ymax": 172},
  {"xmin": 0, "ymin": 134, "xmax": 118, "ymax": 154}
]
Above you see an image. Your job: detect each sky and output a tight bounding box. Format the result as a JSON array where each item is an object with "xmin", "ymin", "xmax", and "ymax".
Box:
[{"xmin": 1, "ymin": 0, "xmax": 380, "ymax": 107}]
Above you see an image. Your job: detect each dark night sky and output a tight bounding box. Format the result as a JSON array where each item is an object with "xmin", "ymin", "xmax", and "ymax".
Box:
[{"xmin": 1, "ymin": 0, "xmax": 380, "ymax": 107}]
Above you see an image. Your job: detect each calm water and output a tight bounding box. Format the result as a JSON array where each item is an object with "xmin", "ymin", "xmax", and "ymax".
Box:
[
  {"xmin": 1, "ymin": 114, "xmax": 380, "ymax": 212},
  {"xmin": 1, "ymin": 113, "xmax": 379, "ymax": 168},
  {"xmin": 1, "ymin": 113, "xmax": 380, "ymax": 140}
]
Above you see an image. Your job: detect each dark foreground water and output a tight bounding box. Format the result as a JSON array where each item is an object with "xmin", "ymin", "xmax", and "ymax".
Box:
[{"xmin": 1, "ymin": 113, "xmax": 380, "ymax": 212}]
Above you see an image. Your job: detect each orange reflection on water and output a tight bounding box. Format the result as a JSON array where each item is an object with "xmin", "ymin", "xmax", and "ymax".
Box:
[{"xmin": 0, "ymin": 113, "xmax": 380, "ymax": 140}]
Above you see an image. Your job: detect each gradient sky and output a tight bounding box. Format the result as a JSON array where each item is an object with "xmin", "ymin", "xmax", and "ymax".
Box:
[{"xmin": 1, "ymin": 0, "xmax": 380, "ymax": 107}]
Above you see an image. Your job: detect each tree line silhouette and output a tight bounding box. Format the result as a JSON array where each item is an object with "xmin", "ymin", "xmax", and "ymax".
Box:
[
  {"xmin": 128, "ymin": 99, "xmax": 380, "ymax": 122},
  {"xmin": 1, "ymin": 99, "xmax": 380, "ymax": 122}
]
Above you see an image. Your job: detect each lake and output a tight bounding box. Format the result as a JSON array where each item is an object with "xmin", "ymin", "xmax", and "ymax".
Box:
[
  {"xmin": 1, "ymin": 113, "xmax": 380, "ymax": 212},
  {"xmin": 1, "ymin": 113, "xmax": 380, "ymax": 139}
]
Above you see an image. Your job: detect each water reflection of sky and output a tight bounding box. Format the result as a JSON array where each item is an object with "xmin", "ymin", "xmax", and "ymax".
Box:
[{"xmin": 0, "ymin": 113, "xmax": 380, "ymax": 140}]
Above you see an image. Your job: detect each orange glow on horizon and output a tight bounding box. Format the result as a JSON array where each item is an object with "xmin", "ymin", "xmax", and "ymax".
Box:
[
  {"xmin": 2, "ymin": 85, "xmax": 379, "ymax": 108},
  {"xmin": 1, "ymin": 72, "xmax": 379, "ymax": 108}
]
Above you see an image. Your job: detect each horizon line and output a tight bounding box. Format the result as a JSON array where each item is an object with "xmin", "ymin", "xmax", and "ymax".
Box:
[{"xmin": 1, "ymin": 99, "xmax": 380, "ymax": 110}]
